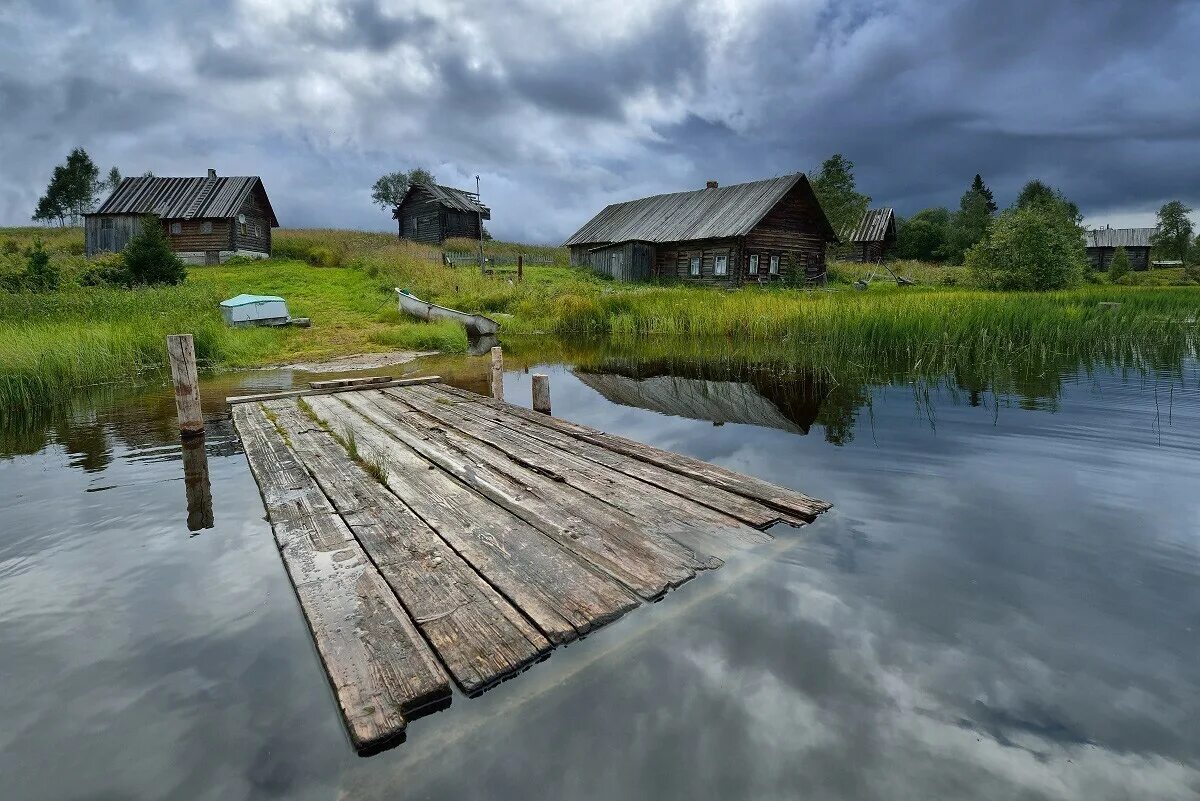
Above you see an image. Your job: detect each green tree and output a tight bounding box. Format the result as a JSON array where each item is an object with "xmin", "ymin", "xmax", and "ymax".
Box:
[
  {"xmin": 371, "ymin": 167, "xmax": 436, "ymax": 210},
  {"xmin": 946, "ymin": 180, "xmax": 994, "ymax": 262},
  {"xmin": 972, "ymin": 173, "xmax": 997, "ymax": 214},
  {"xmin": 1150, "ymin": 200, "xmax": 1194, "ymax": 261},
  {"xmin": 23, "ymin": 240, "xmax": 60, "ymax": 292},
  {"xmin": 124, "ymin": 215, "xmax": 187, "ymax": 285},
  {"xmin": 894, "ymin": 207, "xmax": 952, "ymax": 261},
  {"xmin": 105, "ymin": 166, "xmax": 122, "ymax": 192},
  {"xmin": 810, "ymin": 154, "xmax": 871, "ymax": 240},
  {"xmin": 1108, "ymin": 245, "xmax": 1130, "ymax": 283},
  {"xmin": 1015, "ymin": 179, "xmax": 1082, "ymax": 223},
  {"xmin": 32, "ymin": 148, "xmax": 106, "ymax": 226},
  {"xmin": 966, "ymin": 203, "xmax": 1087, "ymax": 290}
]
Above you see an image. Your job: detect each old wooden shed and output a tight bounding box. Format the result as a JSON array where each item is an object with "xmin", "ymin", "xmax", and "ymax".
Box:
[
  {"xmin": 847, "ymin": 208, "xmax": 896, "ymax": 263},
  {"xmin": 393, "ymin": 182, "xmax": 490, "ymax": 244},
  {"xmin": 1085, "ymin": 227, "xmax": 1155, "ymax": 271},
  {"xmin": 84, "ymin": 170, "xmax": 279, "ymax": 264},
  {"xmin": 563, "ymin": 174, "xmax": 838, "ymax": 284}
]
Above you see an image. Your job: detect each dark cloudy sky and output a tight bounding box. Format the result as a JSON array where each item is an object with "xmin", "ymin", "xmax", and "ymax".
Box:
[{"xmin": 2, "ymin": 0, "xmax": 1198, "ymax": 242}]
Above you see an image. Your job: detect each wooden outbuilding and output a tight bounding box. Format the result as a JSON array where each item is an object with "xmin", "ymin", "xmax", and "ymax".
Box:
[
  {"xmin": 84, "ymin": 170, "xmax": 278, "ymax": 264},
  {"xmin": 847, "ymin": 208, "xmax": 896, "ymax": 263},
  {"xmin": 563, "ymin": 174, "xmax": 838, "ymax": 284},
  {"xmin": 393, "ymin": 182, "xmax": 490, "ymax": 244},
  {"xmin": 1085, "ymin": 227, "xmax": 1154, "ymax": 271}
]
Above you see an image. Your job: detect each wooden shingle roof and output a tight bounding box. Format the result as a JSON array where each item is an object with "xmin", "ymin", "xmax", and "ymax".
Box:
[
  {"xmin": 398, "ymin": 182, "xmax": 491, "ymax": 218},
  {"xmin": 563, "ymin": 173, "xmax": 834, "ymax": 247},
  {"xmin": 93, "ymin": 176, "xmax": 279, "ymax": 226},
  {"xmin": 1085, "ymin": 228, "xmax": 1155, "ymax": 249}
]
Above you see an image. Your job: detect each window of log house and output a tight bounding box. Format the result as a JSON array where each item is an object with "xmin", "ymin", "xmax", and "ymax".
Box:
[
  {"xmin": 749, "ymin": 254, "xmax": 759, "ymax": 275},
  {"xmin": 769, "ymin": 255, "xmax": 780, "ymax": 275},
  {"xmin": 714, "ymin": 254, "xmax": 728, "ymax": 276},
  {"xmin": 170, "ymin": 222, "xmax": 182, "ymax": 234},
  {"xmin": 689, "ymin": 255, "xmax": 701, "ymax": 276},
  {"xmin": 201, "ymin": 222, "xmax": 213, "ymax": 234}
]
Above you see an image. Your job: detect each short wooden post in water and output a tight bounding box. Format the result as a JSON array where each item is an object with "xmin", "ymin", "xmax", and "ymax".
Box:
[
  {"xmin": 531, "ymin": 373, "xmax": 551, "ymax": 415},
  {"xmin": 490, "ymin": 346, "xmax": 504, "ymax": 402},
  {"xmin": 166, "ymin": 334, "xmax": 204, "ymax": 437}
]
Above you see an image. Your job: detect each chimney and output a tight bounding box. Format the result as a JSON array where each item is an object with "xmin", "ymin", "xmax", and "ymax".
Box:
[
  {"xmin": 706, "ymin": 180, "xmax": 718, "ymax": 189},
  {"xmin": 207, "ymin": 168, "xmax": 217, "ymax": 178}
]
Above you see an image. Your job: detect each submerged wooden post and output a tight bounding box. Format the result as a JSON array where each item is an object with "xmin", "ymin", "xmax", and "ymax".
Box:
[
  {"xmin": 490, "ymin": 346, "xmax": 504, "ymax": 401},
  {"xmin": 531, "ymin": 374, "xmax": 551, "ymax": 415},
  {"xmin": 166, "ymin": 334, "xmax": 204, "ymax": 437}
]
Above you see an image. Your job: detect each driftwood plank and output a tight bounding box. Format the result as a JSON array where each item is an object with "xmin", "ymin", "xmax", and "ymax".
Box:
[
  {"xmin": 262, "ymin": 400, "xmax": 551, "ymax": 695},
  {"xmin": 303, "ymin": 394, "xmax": 640, "ymax": 645},
  {"xmin": 309, "ymin": 375, "xmax": 394, "ymax": 390},
  {"xmin": 232, "ymin": 403, "xmax": 451, "ymax": 754},
  {"xmin": 430, "ymin": 384, "xmax": 830, "ymax": 525},
  {"xmin": 389, "ymin": 386, "xmax": 769, "ymax": 559},
  {"xmin": 342, "ymin": 390, "xmax": 705, "ymax": 599},
  {"xmin": 226, "ymin": 375, "xmax": 440, "ymax": 406}
]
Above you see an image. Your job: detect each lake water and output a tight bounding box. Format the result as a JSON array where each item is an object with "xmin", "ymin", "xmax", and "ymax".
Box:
[{"xmin": 1, "ymin": 344, "xmax": 1198, "ymax": 800}]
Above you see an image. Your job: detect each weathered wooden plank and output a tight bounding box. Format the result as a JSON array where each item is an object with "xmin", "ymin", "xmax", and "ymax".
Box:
[
  {"xmin": 417, "ymin": 383, "xmax": 820, "ymax": 527},
  {"xmin": 342, "ymin": 390, "xmax": 706, "ymax": 598},
  {"xmin": 387, "ymin": 386, "xmax": 768, "ymax": 559},
  {"xmin": 309, "ymin": 375, "xmax": 394, "ymax": 390},
  {"xmin": 226, "ymin": 375, "xmax": 440, "ymax": 406},
  {"xmin": 303, "ymin": 395, "xmax": 640, "ymax": 645},
  {"xmin": 262, "ymin": 400, "xmax": 551, "ymax": 695},
  {"xmin": 232, "ymin": 403, "xmax": 451, "ymax": 754}
]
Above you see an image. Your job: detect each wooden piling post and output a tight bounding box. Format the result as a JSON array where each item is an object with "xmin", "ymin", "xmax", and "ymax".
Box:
[
  {"xmin": 531, "ymin": 374, "xmax": 551, "ymax": 415},
  {"xmin": 517, "ymin": 254, "xmax": 523, "ymax": 282},
  {"xmin": 490, "ymin": 346, "xmax": 504, "ymax": 402},
  {"xmin": 167, "ymin": 334, "xmax": 204, "ymax": 436}
]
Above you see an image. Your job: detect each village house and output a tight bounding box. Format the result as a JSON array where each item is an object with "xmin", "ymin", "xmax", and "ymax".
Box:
[
  {"xmin": 393, "ymin": 182, "xmax": 490, "ymax": 244},
  {"xmin": 1085, "ymin": 226, "xmax": 1155, "ymax": 271},
  {"xmin": 563, "ymin": 174, "xmax": 838, "ymax": 284},
  {"xmin": 847, "ymin": 208, "xmax": 897, "ymax": 263},
  {"xmin": 84, "ymin": 170, "xmax": 278, "ymax": 264}
]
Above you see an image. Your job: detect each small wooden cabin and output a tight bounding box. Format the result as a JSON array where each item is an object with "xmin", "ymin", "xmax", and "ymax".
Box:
[
  {"xmin": 847, "ymin": 208, "xmax": 896, "ymax": 263},
  {"xmin": 563, "ymin": 174, "xmax": 837, "ymax": 284},
  {"xmin": 393, "ymin": 183, "xmax": 490, "ymax": 244},
  {"xmin": 1085, "ymin": 227, "xmax": 1154, "ymax": 271},
  {"xmin": 84, "ymin": 170, "xmax": 279, "ymax": 264}
]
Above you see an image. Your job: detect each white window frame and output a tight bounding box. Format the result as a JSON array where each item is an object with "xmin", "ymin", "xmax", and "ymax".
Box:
[
  {"xmin": 714, "ymin": 253, "xmax": 728, "ymax": 276},
  {"xmin": 769, "ymin": 255, "xmax": 780, "ymax": 275},
  {"xmin": 689, "ymin": 255, "xmax": 701, "ymax": 277},
  {"xmin": 748, "ymin": 254, "xmax": 759, "ymax": 275},
  {"xmin": 169, "ymin": 222, "xmax": 182, "ymax": 235},
  {"xmin": 201, "ymin": 221, "xmax": 213, "ymax": 235}
]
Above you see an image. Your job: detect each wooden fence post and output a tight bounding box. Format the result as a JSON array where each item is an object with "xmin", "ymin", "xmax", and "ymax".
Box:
[
  {"xmin": 517, "ymin": 254, "xmax": 523, "ymax": 282},
  {"xmin": 531, "ymin": 374, "xmax": 551, "ymax": 415},
  {"xmin": 490, "ymin": 346, "xmax": 504, "ymax": 401},
  {"xmin": 166, "ymin": 334, "xmax": 204, "ymax": 437}
]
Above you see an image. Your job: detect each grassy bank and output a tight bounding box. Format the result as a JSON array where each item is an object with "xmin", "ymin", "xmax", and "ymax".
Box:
[{"xmin": 2, "ymin": 226, "xmax": 1198, "ymax": 408}]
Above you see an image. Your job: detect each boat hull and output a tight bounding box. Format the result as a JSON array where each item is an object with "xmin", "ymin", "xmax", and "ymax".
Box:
[{"xmin": 396, "ymin": 289, "xmax": 500, "ymax": 337}]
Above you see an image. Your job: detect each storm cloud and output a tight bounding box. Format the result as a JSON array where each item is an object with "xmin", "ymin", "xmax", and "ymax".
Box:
[{"xmin": 1, "ymin": 0, "xmax": 1197, "ymax": 241}]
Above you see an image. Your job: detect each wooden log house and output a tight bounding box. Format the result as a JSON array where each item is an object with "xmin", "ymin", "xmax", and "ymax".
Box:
[
  {"xmin": 564, "ymin": 174, "xmax": 838, "ymax": 284},
  {"xmin": 84, "ymin": 170, "xmax": 279, "ymax": 264},
  {"xmin": 393, "ymin": 182, "xmax": 491, "ymax": 244},
  {"xmin": 847, "ymin": 208, "xmax": 896, "ymax": 263},
  {"xmin": 1085, "ymin": 227, "xmax": 1155, "ymax": 271}
]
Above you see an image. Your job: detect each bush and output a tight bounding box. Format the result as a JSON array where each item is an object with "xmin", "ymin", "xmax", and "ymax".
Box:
[
  {"xmin": 1108, "ymin": 245, "xmax": 1130, "ymax": 283},
  {"xmin": 124, "ymin": 215, "xmax": 187, "ymax": 285},
  {"xmin": 966, "ymin": 205, "xmax": 1086, "ymax": 290},
  {"xmin": 23, "ymin": 240, "xmax": 60, "ymax": 292},
  {"xmin": 77, "ymin": 252, "xmax": 130, "ymax": 287},
  {"xmin": 306, "ymin": 246, "xmax": 342, "ymax": 268}
]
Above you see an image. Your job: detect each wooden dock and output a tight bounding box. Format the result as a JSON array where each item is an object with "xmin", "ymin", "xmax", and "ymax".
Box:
[{"xmin": 230, "ymin": 379, "xmax": 830, "ymax": 754}]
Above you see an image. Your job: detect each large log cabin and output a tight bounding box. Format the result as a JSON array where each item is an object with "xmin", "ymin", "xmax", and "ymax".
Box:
[
  {"xmin": 393, "ymin": 182, "xmax": 490, "ymax": 244},
  {"xmin": 84, "ymin": 170, "xmax": 279, "ymax": 264},
  {"xmin": 563, "ymin": 174, "xmax": 838, "ymax": 284}
]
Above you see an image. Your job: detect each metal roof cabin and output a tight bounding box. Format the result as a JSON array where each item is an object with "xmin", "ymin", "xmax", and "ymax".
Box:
[
  {"xmin": 393, "ymin": 182, "xmax": 491, "ymax": 244},
  {"xmin": 563, "ymin": 173, "xmax": 838, "ymax": 284},
  {"xmin": 1085, "ymin": 226, "xmax": 1155, "ymax": 271},
  {"xmin": 84, "ymin": 169, "xmax": 279, "ymax": 265},
  {"xmin": 847, "ymin": 208, "xmax": 897, "ymax": 263}
]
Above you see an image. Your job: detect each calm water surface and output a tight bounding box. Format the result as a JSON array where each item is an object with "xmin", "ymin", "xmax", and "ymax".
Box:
[{"xmin": 1, "ymin": 348, "xmax": 1198, "ymax": 800}]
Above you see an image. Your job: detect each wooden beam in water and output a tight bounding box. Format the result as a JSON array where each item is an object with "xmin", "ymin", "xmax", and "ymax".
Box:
[
  {"xmin": 232, "ymin": 403, "xmax": 451, "ymax": 753},
  {"xmin": 309, "ymin": 375, "xmax": 394, "ymax": 390},
  {"xmin": 225, "ymin": 375, "xmax": 439, "ymax": 406},
  {"xmin": 261, "ymin": 400, "xmax": 552, "ymax": 695}
]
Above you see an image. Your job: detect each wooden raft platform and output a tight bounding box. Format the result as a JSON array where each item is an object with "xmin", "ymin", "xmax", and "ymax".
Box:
[{"xmin": 230, "ymin": 380, "xmax": 830, "ymax": 754}]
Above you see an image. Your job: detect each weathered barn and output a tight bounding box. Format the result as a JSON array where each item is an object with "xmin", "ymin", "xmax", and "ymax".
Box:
[
  {"xmin": 1085, "ymin": 227, "xmax": 1154, "ymax": 271},
  {"xmin": 84, "ymin": 170, "xmax": 279, "ymax": 264},
  {"xmin": 563, "ymin": 174, "xmax": 838, "ymax": 284},
  {"xmin": 393, "ymin": 182, "xmax": 490, "ymax": 244},
  {"xmin": 847, "ymin": 208, "xmax": 896, "ymax": 263}
]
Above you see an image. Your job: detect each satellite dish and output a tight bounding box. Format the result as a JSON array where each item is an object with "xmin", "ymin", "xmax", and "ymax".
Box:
[{"xmin": 237, "ymin": 213, "xmax": 246, "ymax": 224}]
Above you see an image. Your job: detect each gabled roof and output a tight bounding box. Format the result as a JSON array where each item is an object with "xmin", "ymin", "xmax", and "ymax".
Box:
[
  {"xmin": 849, "ymin": 208, "xmax": 896, "ymax": 243},
  {"xmin": 563, "ymin": 173, "xmax": 835, "ymax": 247},
  {"xmin": 92, "ymin": 176, "xmax": 279, "ymax": 226},
  {"xmin": 395, "ymin": 182, "xmax": 491, "ymax": 218},
  {"xmin": 1085, "ymin": 227, "xmax": 1155, "ymax": 249}
]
